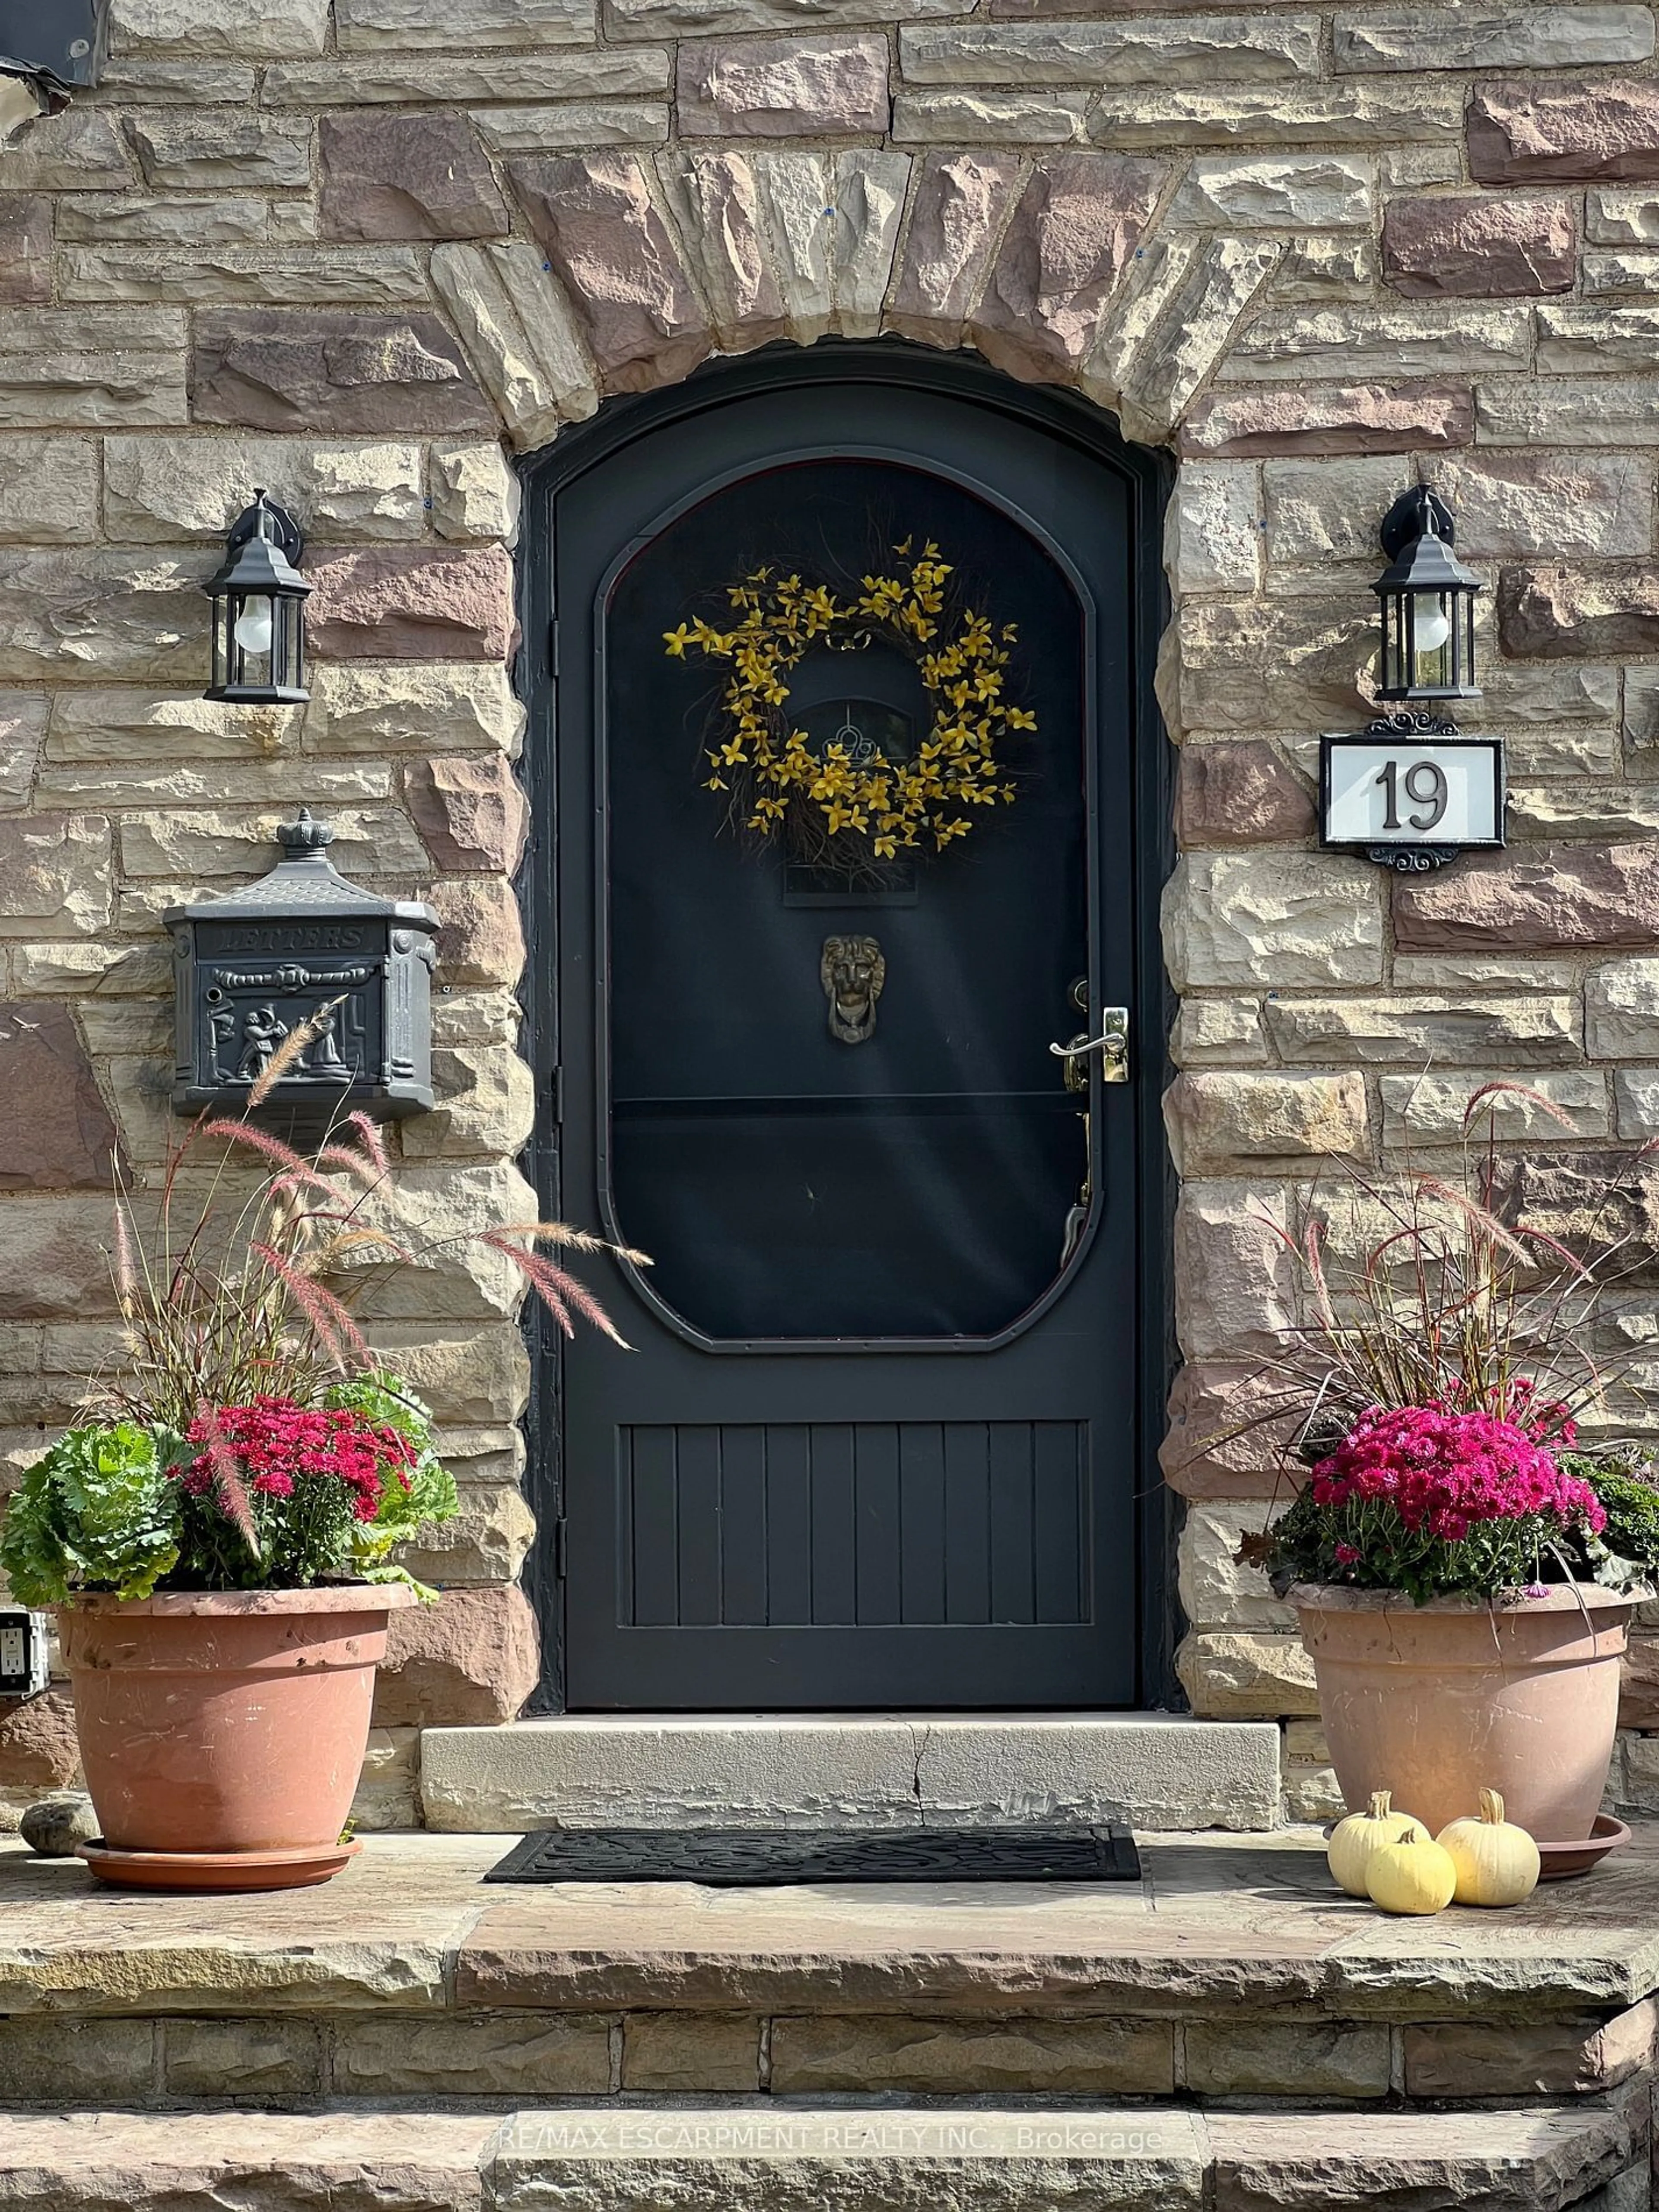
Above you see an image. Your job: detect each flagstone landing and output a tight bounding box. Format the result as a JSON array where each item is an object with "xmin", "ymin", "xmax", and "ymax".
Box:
[{"xmin": 0, "ymin": 1827, "xmax": 1648, "ymax": 2110}]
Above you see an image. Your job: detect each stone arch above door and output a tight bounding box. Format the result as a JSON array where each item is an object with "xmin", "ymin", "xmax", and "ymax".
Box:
[{"xmin": 428, "ymin": 148, "xmax": 1281, "ymax": 451}]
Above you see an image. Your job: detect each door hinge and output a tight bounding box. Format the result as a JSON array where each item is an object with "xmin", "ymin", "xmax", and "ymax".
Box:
[
  {"xmin": 549, "ymin": 617, "xmax": 559, "ymax": 677},
  {"xmin": 550, "ymin": 1067, "xmax": 564, "ymax": 1123},
  {"xmin": 553, "ymin": 1517, "xmax": 569, "ymax": 1580}
]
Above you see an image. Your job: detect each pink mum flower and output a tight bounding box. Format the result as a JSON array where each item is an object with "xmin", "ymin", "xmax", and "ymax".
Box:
[{"xmin": 1310, "ymin": 1403, "xmax": 1604, "ymax": 1542}]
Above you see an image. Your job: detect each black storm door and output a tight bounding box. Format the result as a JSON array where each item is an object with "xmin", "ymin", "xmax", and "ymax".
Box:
[{"xmin": 527, "ymin": 348, "xmax": 1164, "ymax": 1711}]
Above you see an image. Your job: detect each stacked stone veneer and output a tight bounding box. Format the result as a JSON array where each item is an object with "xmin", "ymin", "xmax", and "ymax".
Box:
[{"xmin": 7, "ymin": 0, "xmax": 1659, "ymax": 1822}]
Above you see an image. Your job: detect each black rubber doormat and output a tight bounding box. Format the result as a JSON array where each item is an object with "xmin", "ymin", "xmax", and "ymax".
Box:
[{"xmin": 486, "ymin": 1825, "xmax": 1141, "ymax": 1885}]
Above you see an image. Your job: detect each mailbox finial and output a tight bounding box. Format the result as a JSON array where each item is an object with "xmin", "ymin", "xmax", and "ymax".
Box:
[{"xmin": 275, "ymin": 808, "xmax": 335, "ymax": 857}]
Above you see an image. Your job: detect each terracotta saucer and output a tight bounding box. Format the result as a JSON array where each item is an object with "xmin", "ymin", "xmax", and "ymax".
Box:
[
  {"xmin": 76, "ymin": 1838, "xmax": 362, "ymax": 1893},
  {"xmin": 1534, "ymin": 1815, "xmax": 1631, "ymax": 1881}
]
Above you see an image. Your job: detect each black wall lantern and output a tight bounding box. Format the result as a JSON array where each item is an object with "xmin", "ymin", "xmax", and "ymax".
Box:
[
  {"xmin": 1373, "ymin": 484, "xmax": 1482, "ymax": 707},
  {"xmin": 168, "ymin": 811, "xmax": 436, "ymax": 1121},
  {"xmin": 205, "ymin": 490, "xmax": 310, "ymax": 706}
]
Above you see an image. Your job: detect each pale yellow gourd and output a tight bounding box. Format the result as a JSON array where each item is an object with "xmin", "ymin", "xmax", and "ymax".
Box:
[
  {"xmin": 1364, "ymin": 1822, "xmax": 1458, "ymax": 1916},
  {"xmin": 1327, "ymin": 1789, "xmax": 1420, "ymax": 1898},
  {"xmin": 1435, "ymin": 1789, "xmax": 1540, "ymax": 1908}
]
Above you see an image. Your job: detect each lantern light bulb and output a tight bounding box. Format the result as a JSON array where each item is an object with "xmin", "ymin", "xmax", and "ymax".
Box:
[
  {"xmin": 1414, "ymin": 598, "xmax": 1452, "ymax": 655},
  {"xmin": 233, "ymin": 598, "xmax": 274, "ymax": 657}
]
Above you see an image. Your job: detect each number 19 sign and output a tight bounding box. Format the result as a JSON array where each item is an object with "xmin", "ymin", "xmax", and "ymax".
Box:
[{"xmin": 1320, "ymin": 725, "xmax": 1505, "ymax": 874}]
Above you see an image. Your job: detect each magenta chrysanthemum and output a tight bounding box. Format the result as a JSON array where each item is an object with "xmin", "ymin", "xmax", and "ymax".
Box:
[
  {"xmin": 1310, "ymin": 1403, "xmax": 1604, "ymax": 1545},
  {"xmin": 181, "ymin": 1397, "xmax": 415, "ymax": 1536}
]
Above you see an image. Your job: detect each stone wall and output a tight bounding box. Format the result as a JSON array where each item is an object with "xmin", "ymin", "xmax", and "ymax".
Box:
[{"xmin": 5, "ymin": 0, "xmax": 1659, "ymax": 1821}]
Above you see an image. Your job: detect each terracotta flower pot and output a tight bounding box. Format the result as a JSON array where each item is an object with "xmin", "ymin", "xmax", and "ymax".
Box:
[
  {"xmin": 59, "ymin": 1586, "xmax": 415, "ymax": 1857},
  {"xmin": 1290, "ymin": 1581, "xmax": 1634, "ymax": 1844}
]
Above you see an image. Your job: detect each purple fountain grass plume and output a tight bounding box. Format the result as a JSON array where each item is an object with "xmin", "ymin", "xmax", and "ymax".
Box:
[
  {"xmin": 345, "ymin": 1110, "xmax": 390, "ymax": 1177},
  {"xmin": 317, "ymin": 1143, "xmax": 385, "ymax": 1189},
  {"xmin": 1514, "ymin": 1223, "xmax": 1597, "ymax": 1281},
  {"xmin": 250, "ymin": 1240, "xmax": 370, "ymax": 1373},
  {"xmin": 1460, "ymin": 1077, "xmax": 1580, "ymax": 1136},
  {"xmin": 159, "ymin": 1107, "xmax": 214, "ymax": 1212},
  {"xmin": 481, "ymin": 1233, "xmax": 632, "ymax": 1348},
  {"xmin": 1302, "ymin": 1217, "xmax": 1335, "ymax": 1333},
  {"xmin": 195, "ymin": 1404, "xmax": 261, "ymax": 1560},
  {"xmin": 306, "ymin": 1221, "xmax": 414, "ymax": 1265},
  {"xmin": 264, "ymin": 1176, "xmax": 324, "ymax": 1244},
  {"xmin": 247, "ymin": 996, "xmax": 344, "ymax": 1109},
  {"xmin": 496, "ymin": 1218, "xmax": 652, "ymax": 1266},
  {"xmin": 1410, "ymin": 1173, "xmax": 1535, "ymax": 1264},
  {"xmin": 198, "ymin": 1119, "xmax": 337, "ymax": 1197},
  {"xmin": 111, "ymin": 1201, "xmax": 139, "ymax": 1315}
]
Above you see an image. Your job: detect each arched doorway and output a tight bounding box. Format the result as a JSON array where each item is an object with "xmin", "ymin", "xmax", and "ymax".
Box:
[{"xmin": 520, "ymin": 340, "xmax": 1173, "ymax": 1712}]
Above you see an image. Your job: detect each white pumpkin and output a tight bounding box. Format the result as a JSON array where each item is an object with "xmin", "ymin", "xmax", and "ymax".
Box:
[
  {"xmin": 1436, "ymin": 1789, "xmax": 1540, "ymax": 1908},
  {"xmin": 1365, "ymin": 1823, "xmax": 1458, "ymax": 1917},
  {"xmin": 1327, "ymin": 1790, "xmax": 1419, "ymax": 1899}
]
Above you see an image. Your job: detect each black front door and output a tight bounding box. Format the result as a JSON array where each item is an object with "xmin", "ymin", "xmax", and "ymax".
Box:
[{"xmin": 525, "ymin": 346, "xmax": 1167, "ymax": 1711}]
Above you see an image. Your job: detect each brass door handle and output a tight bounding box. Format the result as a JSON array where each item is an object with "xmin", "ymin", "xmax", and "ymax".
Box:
[{"xmin": 1050, "ymin": 1009, "xmax": 1129, "ymax": 1089}]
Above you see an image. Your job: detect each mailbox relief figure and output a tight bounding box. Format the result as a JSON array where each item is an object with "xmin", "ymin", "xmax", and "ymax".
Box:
[{"xmin": 167, "ymin": 810, "xmax": 438, "ymax": 1120}]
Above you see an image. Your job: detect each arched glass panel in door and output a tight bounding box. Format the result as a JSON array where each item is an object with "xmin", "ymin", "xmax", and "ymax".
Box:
[{"xmin": 601, "ymin": 457, "xmax": 1095, "ymax": 1344}]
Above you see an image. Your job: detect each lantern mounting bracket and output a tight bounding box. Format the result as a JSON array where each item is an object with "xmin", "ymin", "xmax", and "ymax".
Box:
[
  {"xmin": 1365, "ymin": 843, "xmax": 1460, "ymax": 874},
  {"xmin": 1366, "ymin": 709, "xmax": 1462, "ymax": 739},
  {"xmin": 1379, "ymin": 485, "xmax": 1456, "ymax": 562},
  {"xmin": 226, "ymin": 490, "xmax": 304, "ymax": 567}
]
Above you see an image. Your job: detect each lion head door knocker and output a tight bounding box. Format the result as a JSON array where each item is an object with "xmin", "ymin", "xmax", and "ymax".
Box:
[{"xmin": 822, "ymin": 936, "xmax": 886, "ymax": 1045}]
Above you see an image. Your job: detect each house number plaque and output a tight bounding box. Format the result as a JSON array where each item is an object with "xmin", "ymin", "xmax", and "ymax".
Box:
[{"xmin": 1320, "ymin": 717, "xmax": 1506, "ymax": 874}]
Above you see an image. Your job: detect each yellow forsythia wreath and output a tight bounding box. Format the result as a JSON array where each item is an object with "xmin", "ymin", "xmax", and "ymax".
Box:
[{"xmin": 664, "ymin": 540, "xmax": 1036, "ymax": 861}]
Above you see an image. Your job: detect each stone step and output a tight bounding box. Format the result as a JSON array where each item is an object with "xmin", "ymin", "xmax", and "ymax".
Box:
[
  {"xmin": 417, "ymin": 1712, "xmax": 1283, "ymax": 1832},
  {"xmin": 0, "ymin": 2100, "xmax": 1642, "ymax": 2211},
  {"xmin": 1207, "ymin": 2104, "xmax": 1649, "ymax": 2212},
  {"xmin": 10, "ymin": 1987, "xmax": 1657, "ymax": 2107},
  {"xmin": 3, "ymin": 1831, "xmax": 1658, "ymax": 2109}
]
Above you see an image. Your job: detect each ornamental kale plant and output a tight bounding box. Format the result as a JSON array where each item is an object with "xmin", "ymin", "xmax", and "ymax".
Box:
[
  {"xmin": 325, "ymin": 1373, "xmax": 464, "ymax": 1569},
  {"xmin": 0, "ymin": 1424, "xmax": 181, "ymax": 1607},
  {"xmin": 1557, "ymin": 1443, "xmax": 1659, "ymax": 1593}
]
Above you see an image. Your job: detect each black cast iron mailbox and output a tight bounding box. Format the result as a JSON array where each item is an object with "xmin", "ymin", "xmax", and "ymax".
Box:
[{"xmin": 167, "ymin": 810, "xmax": 438, "ymax": 1120}]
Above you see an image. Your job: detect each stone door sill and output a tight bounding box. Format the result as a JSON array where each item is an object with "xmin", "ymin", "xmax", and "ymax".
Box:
[{"xmin": 416, "ymin": 1712, "xmax": 1281, "ymax": 1832}]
